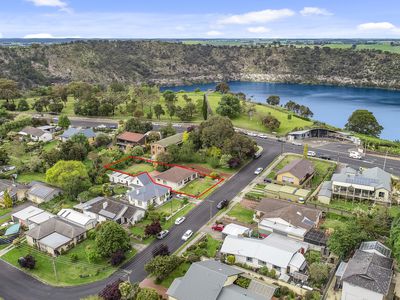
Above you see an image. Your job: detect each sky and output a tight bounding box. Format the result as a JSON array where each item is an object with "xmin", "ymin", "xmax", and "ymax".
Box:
[{"xmin": 1, "ymin": 0, "xmax": 400, "ymax": 39}]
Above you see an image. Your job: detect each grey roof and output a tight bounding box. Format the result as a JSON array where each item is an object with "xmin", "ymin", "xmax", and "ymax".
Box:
[
  {"xmin": 342, "ymin": 250, "xmax": 393, "ymax": 295},
  {"xmin": 154, "ymin": 133, "xmax": 183, "ymax": 147},
  {"xmin": 39, "ymin": 232, "xmax": 71, "ymax": 249},
  {"xmin": 318, "ymin": 181, "xmax": 332, "ymax": 198},
  {"xmin": 360, "ymin": 241, "xmax": 392, "ymax": 258},
  {"xmin": 332, "ymin": 167, "xmax": 391, "ymax": 192},
  {"xmin": 154, "ymin": 166, "xmax": 197, "ymax": 184},
  {"xmin": 0, "ymin": 179, "xmax": 26, "ymax": 198},
  {"xmin": 27, "ymin": 217, "xmax": 86, "ymax": 241},
  {"xmin": 60, "ymin": 127, "xmax": 96, "ymax": 140},
  {"xmin": 20, "ymin": 126, "xmax": 46, "ymax": 137},
  {"xmin": 276, "ymin": 158, "xmax": 315, "ymax": 180},
  {"xmin": 128, "ymin": 173, "xmax": 170, "ymax": 202},
  {"xmin": 27, "ymin": 182, "xmax": 61, "ymax": 201},
  {"xmin": 137, "ymin": 173, "xmax": 151, "ymax": 185},
  {"xmin": 167, "ymin": 260, "xmax": 243, "ymax": 300},
  {"xmin": 83, "ymin": 197, "xmax": 142, "ymax": 221},
  {"xmin": 218, "ymin": 284, "xmax": 265, "ymax": 300}
]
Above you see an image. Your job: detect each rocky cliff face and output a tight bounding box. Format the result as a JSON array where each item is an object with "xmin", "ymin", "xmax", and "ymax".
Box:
[{"xmin": 1, "ymin": 40, "xmax": 400, "ymax": 89}]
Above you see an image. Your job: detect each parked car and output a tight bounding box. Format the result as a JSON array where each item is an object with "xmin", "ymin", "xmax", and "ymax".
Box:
[
  {"xmin": 349, "ymin": 151, "xmax": 362, "ymax": 159},
  {"xmin": 298, "ymin": 197, "xmax": 305, "ymax": 204},
  {"xmin": 156, "ymin": 230, "xmax": 169, "ymax": 240},
  {"xmin": 254, "ymin": 167, "xmax": 264, "ymax": 175},
  {"xmin": 307, "ymin": 151, "xmax": 316, "ymax": 157},
  {"xmin": 211, "ymin": 224, "xmax": 225, "ymax": 231},
  {"xmin": 263, "ymin": 178, "xmax": 272, "ymax": 183},
  {"xmin": 318, "ymin": 154, "xmax": 331, "ymax": 160},
  {"xmin": 175, "ymin": 217, "xmax": 186, "ymax": 225},
  {"xmin": 258, "ymin": 134, "xmax": 268, "ymax": 139},
  {"xmin": 292, "ymin": 141, "xmax": 302, "ymax": 146},
  {"xmin": 216, "ymin": 199, "xmax": 229, "ymax": 210},
  {"xmin": 182, "ymin": 230, "xmax": 193, "ymax": 241}
]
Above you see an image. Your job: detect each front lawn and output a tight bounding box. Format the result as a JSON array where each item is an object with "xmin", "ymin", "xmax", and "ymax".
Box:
[
  {"xmin": 0, "ymin": 208, "xmax": 11, "ymax": 217},
  {"xmin": 156, "ymin": 199, "xmax": 185, "ymax": 216},
  {"xmin": 226, "ymin": 203, "xmax": 255, "ymax": 224},
  {"xmin": 1, "ymin": 239, "xmax": 136, "ymax": 286},
  {"xmin": 179, "ymin": 177, "xmax": 218, "ymax": 198}
]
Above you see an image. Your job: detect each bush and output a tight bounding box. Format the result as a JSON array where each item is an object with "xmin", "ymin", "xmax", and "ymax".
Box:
[
  {"xmin": 110, "ymin": 250, "xmax": 126, "ymax": 266},
  {"xmin": 98, "ymin": 279, "xmax": 122, "ymax": 300},
  {"xmin": 226, "ymin": 255, "xmax": 235, "ymax": 265},
  {"xmin": 152, "ymin": 244, "xmax": 170, "ymax": 257},
  {"xmin": 186, "ymin": 254, "xmax": 200, "ymax": 263},
  {"xmin": 234, "ymin": 276, "xmax": 251, "ymax": 289},
  {"xmin": 70, "ymin": 253, "xmax": 79, "ymax": 263},
  {"xmin": 18, "ymin": 255, "xmax": 36, "ymax": 269},
  {"xmin": 87, "ymin": 230, "xmax": 97, "ymax": 240},
  {"xmin": 305, "ymin": 291, "xmax": 321, "ymax": 300}
]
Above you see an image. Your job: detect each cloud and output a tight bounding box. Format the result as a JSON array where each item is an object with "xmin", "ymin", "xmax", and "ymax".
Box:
[
  {"xmin": 357, "ymin": 22, "xmax": 396, "ymax": 31},
  {"xmin": 247, "ymin": 26, "xmax": 270, "ymax": 33},
  {"xmin": 26, "ymin": 0, "xmax": 71, "ymax": 12},
  {"xmin": 218, "ymin": 9, "xmax": 294, "ymax": 25},
  {"xmin": 23, "ymin": 33, "xmax": 79, "ymax": 38},
  {"xmin": 300, "ymin": 7, "xmax": 333, "ymax": 17},
  {"xmin": 206, "ymin": 30, "xmax": 223, "ymax": 36}
]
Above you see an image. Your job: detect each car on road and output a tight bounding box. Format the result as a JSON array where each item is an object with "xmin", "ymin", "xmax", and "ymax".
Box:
[
  {"xmin": 182, "ymin": 230, "xmax": 193, "ymax": 241},
  {"xmin": 292, "ymin": 141, "xmax": 302, "ymax": 146},
  {"xmin": 175, "ymin": 217, "xmax": 186, "ymax": 225},
  {"xmin": 216, "ymin": 199, "xmax": 229, "ymax": 210},
  {"xmin": 307, "ymin": 151, "xmax": 316, "ymax": 157},
  {"xmin": 254, "ymin": 167, "xmax": 264, "ymax": 175},
  {"xmin": 257, "ymin": 134, "xmax": 268, "ymax": 139},
  {"xmin": 156, "ymin": 230, "xmax": 169, "ymax": 240},
  {"xmin": 349, "ymin": 151, "xmax": 362, "ymax": 159},
  {"xmin": 318, "ymin": 154, "xmax": 331, "ymax": 160},
  {"xmin": 211, "ymin": 224, "xmax": 225, "ymax": 231}
]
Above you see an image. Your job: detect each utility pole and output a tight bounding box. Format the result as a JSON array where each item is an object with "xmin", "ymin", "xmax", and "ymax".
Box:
[
  {"xmin": 383, "ymin": 150, "xmax": 389, "ymax": 171},
  {"xmin": 205, "ymin": 200, "xmax": 213, "ymax": 220}
]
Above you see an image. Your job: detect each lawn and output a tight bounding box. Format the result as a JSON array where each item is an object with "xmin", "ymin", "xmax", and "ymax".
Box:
[
  {"xmin": 0, "ymin": 208, "xmax": 11, "ymax": 218},
  {"xmin": 42, "ymin": 140, "xmax": 59, "ymax": 152},
  {"xmin": 121, "ymin": 163, "xmax": 154, "ymax": 175},
  {"xmin": 1, "ymin": 240, "xmax": 136, "ymax": 286},
  {"xmin": 156, "ymin": 199, "xmax": 185, "ymax": 216},
  {"xmin": 179, "ymin": 177, "xmax": 218, "ymax": 198},
  {"xmin": 320, "ymin": 212, "xmax": 350, "ymax": 231},
  {"xmin": 160, "ymin": 262, "xmax": 191, "ymax": 288},
  {"xmin": 325, "ymin": 198, "xmax": 400, "ymax": 217},
  {"xmin": 16, "ymin": 172, "xmax": 46, "ymax": 183},
  {"xmin": 204, "ymin": 234, "xmax": 222, "ymax": 258},
  {"xmin": 38, "ymin": 196, "xmax": 77, "ymax": 214},
  {"xmin": 226, "ymin": 203, "xmax": 255, "ymax": 224}
]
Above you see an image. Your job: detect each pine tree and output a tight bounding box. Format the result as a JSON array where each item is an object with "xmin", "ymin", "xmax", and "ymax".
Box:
[
  {"xmin": 202, "ymin": 94, "xmax": 208, "ymax": 120},
  {"xmin": 3, "ymin": 190, "xmax": 13, "ymax": 208}
]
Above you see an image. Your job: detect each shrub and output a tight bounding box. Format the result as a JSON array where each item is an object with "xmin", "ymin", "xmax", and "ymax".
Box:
[
  {"xmin": 305, "ymin": 291, "xmax": 321, "ymax": 300},
  {"xmin": 144, "ymin": 220, "xmax": 162, "ymax": 236},
  {"xmin": 98, "ymin": 279, "xmax": 123, "ymax": 300},
  {"xmin": 18, "ymin": 255, "xmax": 36, "ymax": 269},
  {"xmin": 87, "ymin": 230, "xmax": 97, "ymax": 240},
  {"xmin": 234, "ymin": 276, "xmax": 251, "ymax": 289},
  {"xmin": 152, "ymin": 244, "xmax": 170, "ymax": 257},
  {"xmin": 186, "ymin": 254, "xmax": 200, "ymax": 263},
  {"xmin": 70, "ymin": 253, "xmax": 79, "ymax": 263},
  {"xmin": 209, "ymin": 171, "xmax": 220, "ymax": 178},
  {"xmin": 226, "ymin": 255, "xmax": 235, "ymax": 265},
  {"xmin": 110, "ymin": 250, "xmax": 126, "ymax": 266}
]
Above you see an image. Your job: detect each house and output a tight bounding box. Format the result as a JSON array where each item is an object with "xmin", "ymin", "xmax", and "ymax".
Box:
[
  {"xmin": 26, "ymin": 217, "xmax": 87, "ymax": 256},
  {"xmin": 359, "ymin": 241, "xmax": 392, "ymax": 257},
  {"xmin": 37, "ymin": 125, "xmax": 57, "ymax": 133},
  {"xmin": 0, "ymin": 179, "xmax": 28, "ymax": 207},
  {"xmin": 318, "ymin": 181, "xmax": 333, "ymax": 204},
  {"xmin": 108, "ymin": 171, "xmax": 135, "ymax": 186},
  {"xmin": 26, "ymin": 182, "xmax": 62, "ymax": 204},
  {"xmin": 59, "ymin": 127, "xmax": 96, "ymax": 142},
  {"xmin": 127, "ymin": 173, "xmax": 171, "ymax": 210},
  {"xmin": 75, "ymin": 196, "xmax": 145, "ymax": 225},
  {"xmin": 331, "ymin": 167, "xmax": 392, "ymax": 203},
  {"xmin": 167, "ymin": 260, "xmax": 276, "ymax": 300},
  {"xmin": 220, "ymin": 233, "xmax": 308, "ymax": 276},
  {"xmin": 116, "ymin": 131, "xmax": 146, "ymax": 149},
  {"xmin": 222, "ymin": 223, "xmax": 251, "ymax": 237},
  {"xmin": 154, "ymin": 166, "xmax": 198, "ymax": 190},
  {"xmin": 57, "ymin": 208, "xmax": 97, "ymax": 230},
  {"xmin": 255, "ymin": 198, "xmax": 322, "ymax": 240},
  {"xmin": 151, "ymin": 133, "xmax": 183, "ymax": 158},
  {"xmin": 276, "ymin": 159, "xmax": 315, "ymax": 185},
  {"xmin": 12, "ymin": 206, "xmax": 47, "ymax": 226},
  {"xmin": 25, "ymin": 211, "xmax": 55, "ymax": 229},
  {"xmin": 338, "ymin": 247, "xmax": 393, "ymax": 300},
  {"xmin": 18, "ymin": 126, "xmax": 53, "ymax": 143}
]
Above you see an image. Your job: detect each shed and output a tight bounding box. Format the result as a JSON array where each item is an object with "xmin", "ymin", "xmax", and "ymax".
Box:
[{"xmin": 222, "ymin": 223, "xmax": 251, "ymax": 237}]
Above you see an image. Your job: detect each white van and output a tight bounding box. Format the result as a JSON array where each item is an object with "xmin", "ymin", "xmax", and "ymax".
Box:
[{"xmin": 349, "ymin": 151, "xmax": 362, "ymax": 159}]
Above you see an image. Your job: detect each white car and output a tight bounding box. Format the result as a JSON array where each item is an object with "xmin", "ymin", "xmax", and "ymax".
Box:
[
  {"xmin": 254, "ymin": 167, "xmax": 264, "ymax": 175},
  {"xmin": 156, "ymin": 230, "xmax": 169, "ymax": 240},
  {"xmin": 182, "ymin": 230, "xmax": 193, "ymax": 241},
  {"xmin": 349, "ymin": 151, "xmax": 362, "ymax": 159},
  {"xmin": 307, "ymin": 151, "xmax": 316, "ymax": 157},
  {"xmin": 258, "ymin": 134, "xmax": 268, "ymax": 139},
  {"xmin": 175, "ymin": 217, "xmax": 186, "ymax": 225},
  {"xmin": 292, "ymin": 141, "xmax": 302, "ymax": 146}
]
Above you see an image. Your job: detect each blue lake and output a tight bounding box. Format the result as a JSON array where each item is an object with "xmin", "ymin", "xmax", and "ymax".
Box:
[{"xmin": 161, "ymin": 82, "xmax": 400, "ymax": 140}]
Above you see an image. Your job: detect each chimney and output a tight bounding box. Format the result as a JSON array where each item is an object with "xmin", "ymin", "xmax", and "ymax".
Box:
[{"xmin": 102, "ymin": 202, "xmax": 108, "ymax": 209}]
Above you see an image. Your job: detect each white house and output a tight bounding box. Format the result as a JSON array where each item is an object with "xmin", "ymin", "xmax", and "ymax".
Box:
[
  {"xmin": 127, "ymin": 173, "xmax": 170, "ymax": 210},
  {"xmin": 19, "ymin": 126, "xmax": 53, "ymax": 143},
  {"xmin": 220, "ymin": 233, "xmax": 308, "ymax": 276},
  {"xmin": 108, "ymin": 172, "xmax": 135, "ymax": 186},
  {"xmin": 153, "ymin": 166, "xmax": 198, "ymax": 190},
  {"xmin": 57, "ymin": 208, "xmax": 97, "ymax": 230}
]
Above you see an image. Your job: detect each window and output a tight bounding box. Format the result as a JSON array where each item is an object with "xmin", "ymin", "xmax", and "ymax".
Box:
[
  {"xmin": 246, "ymin": 257, "xmax": 253, "ymax": 263},
  {"xmin": 378, "ymin": 192, "xmax": 385, "ymax": 197},
  {"xmin": 258, "ymin": 260, "xmax": 266, "ymax": 266}
]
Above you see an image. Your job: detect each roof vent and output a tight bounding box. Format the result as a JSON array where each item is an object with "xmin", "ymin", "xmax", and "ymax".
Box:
[{"xmin": 103, "ymin": 202, "xmax": 108, "ymax": 209}]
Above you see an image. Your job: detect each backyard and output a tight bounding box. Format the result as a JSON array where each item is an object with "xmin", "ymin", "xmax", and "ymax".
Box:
[{"xmin": 119, "ymin": 162, "xmax": 155, "ymax": 175}]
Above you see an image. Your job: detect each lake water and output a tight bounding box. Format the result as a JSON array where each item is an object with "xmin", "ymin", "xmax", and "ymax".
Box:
[{"xmin": 161, "ymin": 82, "xmax": 400, "ymax": 140}]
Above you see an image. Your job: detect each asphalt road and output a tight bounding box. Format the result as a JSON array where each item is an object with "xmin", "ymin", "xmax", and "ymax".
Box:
[{"xmin": 1, "ymin": 118, "xmax": 399, "ymax": 299}]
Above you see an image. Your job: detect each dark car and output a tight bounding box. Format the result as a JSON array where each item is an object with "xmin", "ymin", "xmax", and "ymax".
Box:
[
  {"xmin": 319, "ymin": 154, "xmax": 331, "ymax": 160},
  {"xmin": 217, "ymin": 199, "xmax": 229, "ymax": 210},
  {"xmin": 263, "ymin": 178, "xmax": 272, "ymax": 183}
]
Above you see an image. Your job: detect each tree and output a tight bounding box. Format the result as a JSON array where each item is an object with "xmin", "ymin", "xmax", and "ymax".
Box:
[
  {"xmin": 153, "ymin": 104, "xmax": 165, "ymax": 120},
  {"xmin": 110, "ymin": 250, "xmax": 126, "ymax": 266},
  {"xmin": 58, "ymin": 115, "xmax": 71, "ymax": 129},
  {"xmin": 216, "ymin": 94, "xmax": 241, "ymax": 118},
  {"xmin": 261, "ymin": 115, "xmax": 280, "ymax": 131},
  {"xmin": 129, "ymin": 145, "xmax": 144, "ymax": 157},
  {"xmin": 152, "ymin": 244, "xmax": 170, "ymax": 257},
  {"xmin": 215, "ymin": 82, "xmax": 230, "ymax": 94},
  {"xmin": 18, "ymin": 255, "xmax": 36, "ymax": 269},
  {"xmin": 160, "ymin": 123, "xmax": 176, "ymax": 138},
  {"xmin": 144, "ymin": 255, "xmax": 183, "ymax": 281},
  {"xmin": 136, "ymin": 288, "xmax": 160, "ymax": 300},
  {"xmin": 95, "ymin": 221, "xmax": 131, "ymax": 257},
  {"xmin": 119, "ymin": 281, "xmax": 139, "ymax": 300},
  {"xmin": 48, "ymin": 102, "xmax": 64, "ymax": 113},
  {"xmin": 166, "ymin": 102, "xmax": 176, "ymax": 120},
  {"xmin": 303, "ymin": 144, "xmax": 309, "ymax": 158},
  {"xmin": 162, "ymin": 90, "xmax": 177, "ymax": 103},
  {"xmin": 245, "ymin": 102, "xmax": 256, "ymax": 120},
  {"xmin": 45, "ymin": 160, "xmax": 91, "ymax": 196},
  {"xmin": 3, "ymin": 190, "xmax": 13, "ymax": 208},
  {"xmin": 266, "ymin": 95, "xmax": 280, "ymax": 106},
  {"xmin": 145, "ymin": 220, "xmax": 162, "ymax": 236},
  {"xmin": 199, "ymin": 116, "xmax": 235, "ymax": 148},
  {"xmin": 0, "ymin": 78, "xmax": 19, "ymax": 103},
  {"xmin": 309, "ymin": 262, "xmax": 329, "ymax": 286},
  {"xmin": 17, "ymin": 99, "xmax": 29, "ymax": 111},
  {"xmin": 0, "ymin": 148, "xmax": 9, "ymax": 165},
  {"xmin": 98, "ymin": 279, "xmax": 123, "ymax": 300},
  {"xmin": 345, "ymin": 109, "xmax": 383, "ymax": 137},
  {"xmin": 223, "ymin": 133, "xmax": 257, "ymax": 160},
  {"xmin": 94, "ymin": 133, "xmax": 112, "ymax": 148},
  {"xmin": 125, "ymin": 118, "xmax": 153, "ymax": 133},
  {"xmin": 202, "ymin": 94, "xmax": 208, "ymax": 120}
]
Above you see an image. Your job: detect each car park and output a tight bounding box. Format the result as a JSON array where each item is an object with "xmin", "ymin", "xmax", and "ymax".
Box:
[
  {"xmin": 156, "ymin": 230, "xmax": 169, "ymax": 240},
  {"xmin": 182, "ymin": 230, "xmax": 193, "ymax": 241},
  {"xmin": 307, "ymin": 151, "xmax": 316, "ymax": 157},
  {"xmin": 211, "ymin": 224, "xmax": 225, "ymax": 231},
  {"xmin": 216, "ymin": 199, "xmax": 229, "ymax": 209},
  {"xmin": 175, "ymin": 217, "xmax": 186, "ymax": 225},
  {"xmin": 254, "ymin": 167, "xmax": 264, "ymax": 175}
]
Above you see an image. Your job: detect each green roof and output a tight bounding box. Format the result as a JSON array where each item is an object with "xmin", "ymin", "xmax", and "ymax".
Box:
[{"xmin": 155, "ymin": 133, "xmax": 183, "ymax": 147}]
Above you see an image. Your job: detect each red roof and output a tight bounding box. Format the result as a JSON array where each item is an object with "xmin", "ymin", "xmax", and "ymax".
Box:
[{"xmin": 117, "ymin": 131, "xmax": 145, "ymax": 143}]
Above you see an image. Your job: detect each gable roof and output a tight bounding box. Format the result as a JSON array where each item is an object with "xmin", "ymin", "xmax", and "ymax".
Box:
[
  {"xmin": 128, "ymin": 180, "xmax": 170, "ymax": 202},
  {"xmin": 60, "ymin": 127, "xmax": 96, "ymax": 140},
  {"xmin": 27, "ymin": 182, "xmax": 61, "ymax": 201},
  {"xmin": 153, "ymin": 133, "xmax": 183, "ymax": 147},
  {"xmin": 57, "ymin": 208, "xmax": 95, "ymax": 227},
  {"xmin": 117, "ymin": 131, "xmax": 145, "ymax": 143},
  {"xmin": 276, "ymin": 159, "xmax": 315, "ymax": 180},
  {"xmin": 20, "ymin": 126, "xmax": 47, "ymax": 137},
  {"xmin": 154, "ymin": 166, "xmax": 197, "ymax": 184},
  {"xmin": 26, "ymin": 217, "xmax": 86, "ymax": 241},
  {"xmin": 82, "ymin": 197, "xmax": 143, "ymax": 221},
  {"xmin": 359, "ymin": 241, "xmax": 392, "ymax": 258},
  {"xmin": 255, "ymin": 198, "xmax": 321, "ymax": 230},
  {"xmin": 342, "ymin": 250, "xmax": 393, "ymax": 295},
  {"xmin": 12, "ymin": 205, "xmax": 44, "ymax": 221}
]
